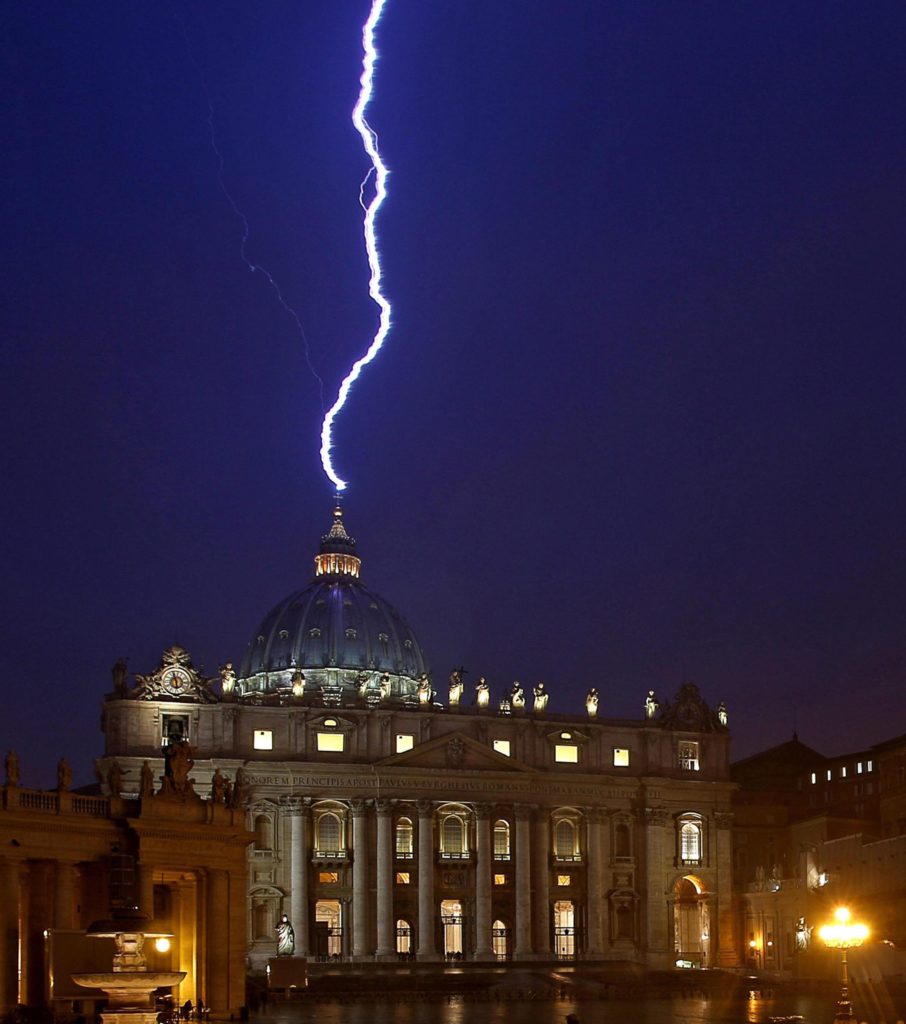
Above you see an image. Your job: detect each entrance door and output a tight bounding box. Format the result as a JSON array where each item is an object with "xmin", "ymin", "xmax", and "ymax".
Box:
[
  {"xmin": 554, "ymin": 900, "xmax": 576, "ymax": 959},
  {"xmin": 315, "ymin": 899, "xmax": 342, "ymax": 959},
  {"xmin": 492, "ymin": 919, "xmax": 509, "ymax": 960},
  {"xmin": 673, "ymin": 877, "xmax": 710, "ymax": 967},
  {"xmin": 440, "ymin": 899, "xmax": 463, "ymax": 959}
]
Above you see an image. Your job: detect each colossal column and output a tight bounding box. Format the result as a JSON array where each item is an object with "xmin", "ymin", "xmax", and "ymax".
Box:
[
  {"xmin": 289, "ymin": 801, "xmax": 311, "ymax": 956},
  {"xmin": 0, "ymin": 859, "xmax": 19, "ymax": 1012},
  {"xmin": 514, "ymin": 805, "xmax": 533, "ymax": 957},
  {"xmin": 643, "ymin": 807, "xmax": 670, "ymax": 966},
  {"xmin": 205, "ymin": 869, "xmax": 230, "ymax": 1013},
  {"xmin": 416, "ymin": 800, "xmax": 436, "ymax": 958},
  {"xmin": 532, "ymin": 808, "xmax": 551, "ymax": 955},
  {"xmin": 714, "ymin": 811, "xmax": 738, "ymax": 966},
  {"xmin": 374, "ymin": 800, "xmax": 394, "ymax": 959},
  {"xmin": 55, "ymin": 860, "xmax": 75, "ymax": 930},
  {"xmin": 474, "ymin": 804, "xmax": 493, "ymax": 959},
  {"xmin": 351, "ymin": 800, "xmax": 370, "ymax": 958},
  {"xmin": 585, "ymin": 809, "xmax": 605, "ymax": 956}
]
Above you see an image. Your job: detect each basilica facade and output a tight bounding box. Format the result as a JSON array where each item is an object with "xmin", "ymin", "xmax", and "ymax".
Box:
[{"xmin": 98, "ymin": 506, "xmax": 738, "ymax": 972}]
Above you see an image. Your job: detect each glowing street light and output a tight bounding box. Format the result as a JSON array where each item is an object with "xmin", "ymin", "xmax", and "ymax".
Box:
[{"xmin": 818, "ymin": 907, "xmax": 869, "ymax": 1022}]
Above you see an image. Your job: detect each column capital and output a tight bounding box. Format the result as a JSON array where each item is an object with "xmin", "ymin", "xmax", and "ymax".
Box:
[
  {"xmin": 586, "ymin": 806, "xmax": 608, "ymax": 825},
  {"xmin": 474, "ymin": 802, "xmax": 493, "ymax": 821},
  {"xmin": 350, "ymin": 798, "xmax": 370, "ymax": 815},
  {"xmin": 282, "ymin": 796, "xmax": 311, "ymax": 816},
  {"xmin": 375, "ymin": 798, "xmax": 393, "ymax": 815},
  {"xmin": 416, "ymin": 799, "xmax": 433, "ymax": 817},
  {"xmin": 515, "ymin": 803, "xmax": 537, "ymax": 822},
  {"xmin": 714, "ymin": 811, "xmax": 734, "ymax": 830},
  {"xmin": 645, "ymin": 806, "xmax": 670, "ymax": 827}
]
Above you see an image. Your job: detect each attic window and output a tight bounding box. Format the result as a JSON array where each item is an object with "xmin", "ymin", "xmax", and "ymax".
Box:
[
  {"xmin": 323, "ymin": 718, "xmax": 338, "ymax": 728},
  {"xmin": 403, "ymin": 639, "xmax": 413, "ymax": 649},
  {"xmin": 370, "ymin": 602, "xmax": 379, "ymax": 611},
  {"xmin": 560, "ymin": 732, "xmax": 572, "ymax": 740},
  {"xmin": 378, "ymin": 632, "xmax": 389, "ymax": 645},
  {"xmin": 279, "ymin": 630, "xmax": 289, "ymax": 640},
  {"xmin": 345, "ymin": 628, "xmax": 357, "ymax": 639},
  {"xmin": 257, "ymin": 635, "xmax": 265, "ymax": 645},
  {"xmin": 309, "ymin": 628, "xmax": 322, "ymax": 638},
  {"xmin": 316, "ymin": 599, "xmax": 326, "ymax": 607}
]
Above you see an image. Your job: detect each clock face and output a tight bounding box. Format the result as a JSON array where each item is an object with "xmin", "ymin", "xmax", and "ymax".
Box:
[{"xmin": 163, "ymin": 668, "xmax": 190, "ymax": 696}]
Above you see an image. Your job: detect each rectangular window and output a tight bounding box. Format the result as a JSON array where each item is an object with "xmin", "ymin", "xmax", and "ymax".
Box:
[
  {"xmin": 841, "ymin": 766, "xmax": 847, "ymax": 778},
  {"xmin": 826, "ymin": 769, "xmax": 832, "ymax": 781},
  {"xmin": 253, "ymin": 729, "xmax": 273, "ymax": 750},
  {"xmin": 857, "ymin": 762, "xmax": 864, "ymax": 774},
  {"xmin": 493, "ymin": 739, "xmax": 511, "ymax": 757},
  {"xmin": 395, "ymin": 872, "xmax": 410, "ymax": 885},
  {"xmin": 557, "ymin": 874, "xmax": 571, "ymax": 887},
  {"xmin": 555, "ymin": 744, "xmax": 578, "ymax": 764},
  {"xmin": 318, "ymin": 871, "xmax": 338, "ymax": 884},
  {"xmin": 613, "ymin": 748, "xmax": 630, "ymax": 767},
  {"xmin": 317, "ymin": 732, "xmax": 345, "ymax": 752},
  {"xmin": 867, "ymin": 760, "xmax": 874, "ymax": 772},
  {"xmin": 678, "ymin": 740, "xmax": 700, "ymax": 771},
  {"xmin": 810, "ymin": 772, "xmax": 817, "ymax": 784},
  {"xmin": 395, "ymin": 733, "xmax": 414, "ymax": 753},
  {"xmin": 494, "ymin": 873, "xmax": 506, "ymax": 886}
]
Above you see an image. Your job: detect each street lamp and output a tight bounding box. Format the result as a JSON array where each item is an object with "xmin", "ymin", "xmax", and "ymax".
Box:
[{"xmin": 818, "ymin": 907, "xmax": 869, "ymax": 1022}]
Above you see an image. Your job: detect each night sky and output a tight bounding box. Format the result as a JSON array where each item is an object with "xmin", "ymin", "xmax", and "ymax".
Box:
[{"xmin": 3, "ymin": 2, "xmax": 905, "ymax": 788}]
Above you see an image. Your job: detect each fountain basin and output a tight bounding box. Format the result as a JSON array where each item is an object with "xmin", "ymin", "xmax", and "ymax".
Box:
[{"xmin": 72, "ymin": 972, "xmax": 186, "ymax": 1010}]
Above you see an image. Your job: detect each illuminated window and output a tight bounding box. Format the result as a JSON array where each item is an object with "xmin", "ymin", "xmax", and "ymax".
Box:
[
  {"xmin": 494, "ymin": 874, "xmax": 506, "ymax": 886},
  {"xmin": 811, "ymin": 772, "xmax": 817, "ymax": 784},
  {"xmin": 678, "ymin": 741, "xmax": 699, "ymax": 771},
  {"xmin": 554, "ymin": 819, "xmax": 578, "ymax": 860},
  {"xmin": 493, "ymin": 739, "xmax": 511, "ymax": 757},
  {"xmin": 396, "ymin": 733, "xmax": 414, "ymax": 753},
  {"xmin": 841, "ymin": 766, "xmax": 847, "ymax": 778},
  {"xmin": 441, "ymin": 814, "xmax": 467, "ymax": 857},
  {"xmin": 317, "ymin": 732, "xmax": 344, "ymax": 752},
  {"xmin": 557, "ymin": 874, "xmax": 571, "ymax": 887},
  {"xmin": 613, "ymin": 748, "xmax": 630, "ymax": 767},
  {"xmin": 680, "ymin": 820, "xmax": 702, "ymax": 863},
  {"xmin": 867, "ymin": 760, "xmax": 874, "ymax": 772},
  {"xmin": 826, "ymin": 769, "xmax": 832, "ymax": 781},
  {"xmin": 253, "ymin": 730, "xmax": 273, "ymax": 750},
  {"xmin": 395, "ymin": 817, "xmax": 414, "ymax": 857},
  {"xmin": 555, "ymin": 745, "xmax": 578, "ymax": 764},
  {"xmin": 324, "ymin": 717, "xmax": 338, "ymax": 727},
  {"xmin": 493, "ymin": 820, "xmax": 511, "ymax": 859},
  {"xmin": 315, "ymin": 812, "xmax": 343, "ymax": 855},
  {"xmin": 396, "ymin": 872, "xmax": 410, "ymax": 885},
  {"xmin": 319, "ymin": 871, "xmax": 338, "ymax": 884},
  {"xmin": 857, "ymin": 762, "xmax": 863, "ymax": 774}
]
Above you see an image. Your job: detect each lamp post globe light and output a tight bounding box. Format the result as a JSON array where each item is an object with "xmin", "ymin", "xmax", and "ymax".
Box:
[{"xmin": 818, "ymin": 907, "xmax": 869, "ymax": 1022}]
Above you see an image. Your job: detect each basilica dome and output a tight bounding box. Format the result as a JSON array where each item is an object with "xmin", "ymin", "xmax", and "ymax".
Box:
[{"xmin": 237, "ymin": 505, "xmax": 429, "ymax": 703}]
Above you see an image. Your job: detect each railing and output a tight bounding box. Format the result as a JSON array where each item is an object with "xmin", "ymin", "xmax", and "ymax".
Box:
[
  {"xmin": 73, "ymin": 795, "xmax": 110, "ymax": 816},
  {"xmin": 313, "ymin": 850, "xmax": 348, "ymax": 860},
  {"xmin": 1, "ymin": 788, "xmax": 111, "ymax": 817},
  {"xmin": 438, "ymin": 851, "xmax": 471, "ymax": 860}
]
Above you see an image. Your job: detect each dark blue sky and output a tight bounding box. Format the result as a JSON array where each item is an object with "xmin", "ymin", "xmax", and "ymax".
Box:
[{"xmin": 3, "ymin": 1, "xmax": 905, "ymax": 788}]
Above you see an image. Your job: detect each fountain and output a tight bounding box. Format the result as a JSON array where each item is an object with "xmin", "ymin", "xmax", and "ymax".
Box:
[{"xmin": 73, "ymin": 908, "xmax": 185, "ymax": 1024}]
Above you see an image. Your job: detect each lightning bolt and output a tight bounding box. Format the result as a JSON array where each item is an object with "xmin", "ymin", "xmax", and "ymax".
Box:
[{"xmin": 320, "ymin": 0, "xmax": 391, "ymax": 493}]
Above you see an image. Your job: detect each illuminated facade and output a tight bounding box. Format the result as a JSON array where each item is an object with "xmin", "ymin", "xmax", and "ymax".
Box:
[{"xmin": 98, "ymin": 507, "xmax": 737, "ymax": 971}]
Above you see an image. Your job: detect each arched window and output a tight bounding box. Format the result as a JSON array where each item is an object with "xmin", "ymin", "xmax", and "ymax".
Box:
[
  {"xmin": 316, "ymin": 812, "xmax": 342, "ymax": 855},
  {"xmin": 395, "ymin": 817, "xmax": 414, "ymax": 858},
  {"xmin": 441, "ymin": 814, "xmax": 466, "ymax": 857},
  {"xmin": 252, "ymin": 901, "xmax": 270, "ymax": 939},
  {"xmin": 680, "ymin": 820, "xmax": 702, "ymax": 864},
  {"xmin": 493, "ymin": 819, "xmax": 511, "ymax": 859},
  {"xmin": 396, "ymin": 918, "xmax": 412, "ymax": 956},
  {"xmin": 614, "ymin": 821, "xmax": 631, "ymax": 859},
  {"xmin": 616, "ymin": 904, "xmax": 633, "ymax": 939},
  {"xmin": 554, "ymin": 818, "xmax": 578, "ymax": 860},
  {"xmin": 254, "ymin": 814, "xmax": 273, "ymax": 851}
]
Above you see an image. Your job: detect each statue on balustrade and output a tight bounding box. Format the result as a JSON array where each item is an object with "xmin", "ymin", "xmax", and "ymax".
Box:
[
  {"xmin": 5, "ymin": 749, "xmax": 20, "ymax": 787},
  {"xmin": 275, "ymin": 914, "xmax": 295, "ymax": 956}
]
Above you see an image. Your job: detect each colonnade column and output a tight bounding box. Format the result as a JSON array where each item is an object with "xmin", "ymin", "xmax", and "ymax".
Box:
[
  {"xmin": 532, "ymin": 808, "xmax": 551, "ymax": 955},
  {"xmin": 474, "ymin": 804, "xmax": 493, "ymax": 959},
  {"xmin": 586, "ymin": 809, "xmax": 605, "ymax": 956},
  {"xmin": 205, "ymin": 869, "xmax": 229, "ymax": 1014},
  {"xmin": 714, "ymin": 811, "xmax": 737, "ymax": 966},
  {"xmin": 513, "ymin": 806, "xmax": 532, "ymax": 957},
  {"xmin": 137, "ymin": 862, "xmax": 155, "ymax": 924},
  {"xmin": 289, "ymin": 801, "xmax": 310, "ymax": 956},
  {"xmin": 0, "ymin": 859, "xmax": 19, "ymax": 1012},
  {"xmin": 416, "ymin": 800, "xmax": 436, "ymax": 958},
  {"xmin": 54, "ymin": 860, "xmax": 75, "ymax": 930},
  {"xmin": 374, "ymin": 800, "xmax": 394, "ymax": 959},
  {"xmin": 643, "ymin": 808, "xmax": 669, "ymax": 965},
  {"xmin": 351, "ymin": 799, "xmax": 369, "ymax": 958}
]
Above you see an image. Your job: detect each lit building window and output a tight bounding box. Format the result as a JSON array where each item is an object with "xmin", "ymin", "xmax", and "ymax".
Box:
[
  {"xmin": 613, "ymin": 748, "xmax": 630, "ymax": 767},
  {"xmin": 810, "ymin": 772, "xmax": 817, "ymax": 784},
  {"xmin": 680, "ymin": 820, "xmax": 702, "ymax": 864},
  {"xmin": 319, "ymin": 871, "xmax": 338, "ymax": 884},
  {"xmin": 841, "ymin": 766, "xmax": 847, "ymax": 778},
  {"xmin": 493, "ymin": 820, "xmax": 511, "ymax": 859},
  {"xmin": 493, "ymin": 739, "xmax": 511, "ymax": 757},
  {"xmin": 315, "ymin": 812, "xmax": 343, "ymax": 856},
  {"xmin": 557, "ymin": 874, "xmax": 571, "ymax": 887},
  {"xmin": 826, "ymin": 769, "xmax": 832, "ymax": 781},
  {"xmin": 554, "ymin": 818, "xmax": 579, "ymax": 860},
  {"xmin": 494, "ymin": 874, "xmax": 506, "ymax": 886},
  {"xmin": 678, "ymin": 741, "xmax": 699, "ymax": 771},
  {"xmin": 395, "ymin": 817, "xmax": 414, "ymax": 857},
  {"xmin": 396, "ymin": 872, "xmax": 410, "ymax": 885},
  {"xmin": 555, "ymin": 745, "xmax": 578, "ymax": 764},
  {"xmin": 253, "ymin": 730, "xmax": 273, "ymax": 750},
  {"xmin": 440, "ymin": 814, "xmax": 468, "ymax": 857},
  {"xmin": 317, "ymin": 732, "xmax": 344, "ymax": 752},
  {"xmin": 396, "ymin": 733, "xmax": 414, "ymax": 753},
  {"xmin": 867, "ymin": 760, "xmax": 874, "ymax": 772}
]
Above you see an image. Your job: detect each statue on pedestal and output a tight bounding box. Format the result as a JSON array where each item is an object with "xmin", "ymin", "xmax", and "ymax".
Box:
[
  {"xmin": 57, "ymin": 758, "xmax": 72, "ymax": 792},
  {"xmin": 275, "ymin": 914, "xmax": 295, "ymax": 956},
  {"xmin": 5, "ymin": 750, "xmax": 20, "ymax": 787},
  {"xmin": 586, "ymin": 688, "xmax": 599, "ymax": 717},
  {"xmin": 111, "ymin": 657, "xmax": 128, "ymax": 696}
]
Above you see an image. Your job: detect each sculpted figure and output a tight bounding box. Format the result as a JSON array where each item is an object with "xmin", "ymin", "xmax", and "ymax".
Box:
[
  {"xmin": 275, "ymin": 914, "xmax": 295, "ymax": 956},
  {"xmin": 219, "ymin": 662, "xmax": 236, "ymax": 695},
  {"xmin": 223, "ymin": 779, "xmax": 234, "ymax": 807},
  {"xmin": 231, "ymin": 766, "xmax": 248, "ymax": 808},
  {"xmin": 163, "ymin": 740, "xmax": 195, "ymax": 796},
  {"xmin": 211, "ymin": 767, "xmax": 226, "ymax": 804},
  {"xmin": 717, "ymin": 700, "xmax": 728, "ymax": 727},
  {"xmin": 106, "ymin": 760, "xmax": 123, "ymax": 797},
  {"xmin": 57, "ymin": 758, "xmax": 72, "ymax": 792},
  {"xmin": 533, "ymin": 681, "xmax": 549, "ymax": 713},
  {"xmin": 448, "ymin": 669, "xmax": 464, "ymax": 707},
  {"xmin": 379, "ymin": 673, "xmax": 392, "ymax": 701},
  {"xmin": 644, "ymin": 690, "xmax": 659, "ymax": 720},
  {"xmin": 5, "ymin": 750, "xmax": 20, "ymax": 787},
  {"xmin": 586, "ymin": 688, "xmax": 599, "ymax": 717},
  {"xmin": 475, "ymin": 677, "xmax": 490, "ymax": 709},
  {"xmin": 357, "ymin": 673, "xmax": 370, "ymax": 699},
  {"xmin": 511, "ymin": 681, "xmax": 525, "ymax": 710},
  {"xmin": 140, "ymin": 760, "xmax": 155, "ymax": 798},
  {"xmin": 417, "ymin": 674, "xmax": 432, "ymax": 705},
  {"xmin": 291, "ymin": 669, "xmax": 305, "ymax": 698},
  {"xmin": 111, "ymin": 657, "xmax": 128, "ymax": 696}
]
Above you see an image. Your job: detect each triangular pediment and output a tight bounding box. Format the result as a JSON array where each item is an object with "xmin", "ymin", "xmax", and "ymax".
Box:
[{"xmin": 377, "ymin": 731, "xmax": 537, "ymax": 773}]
